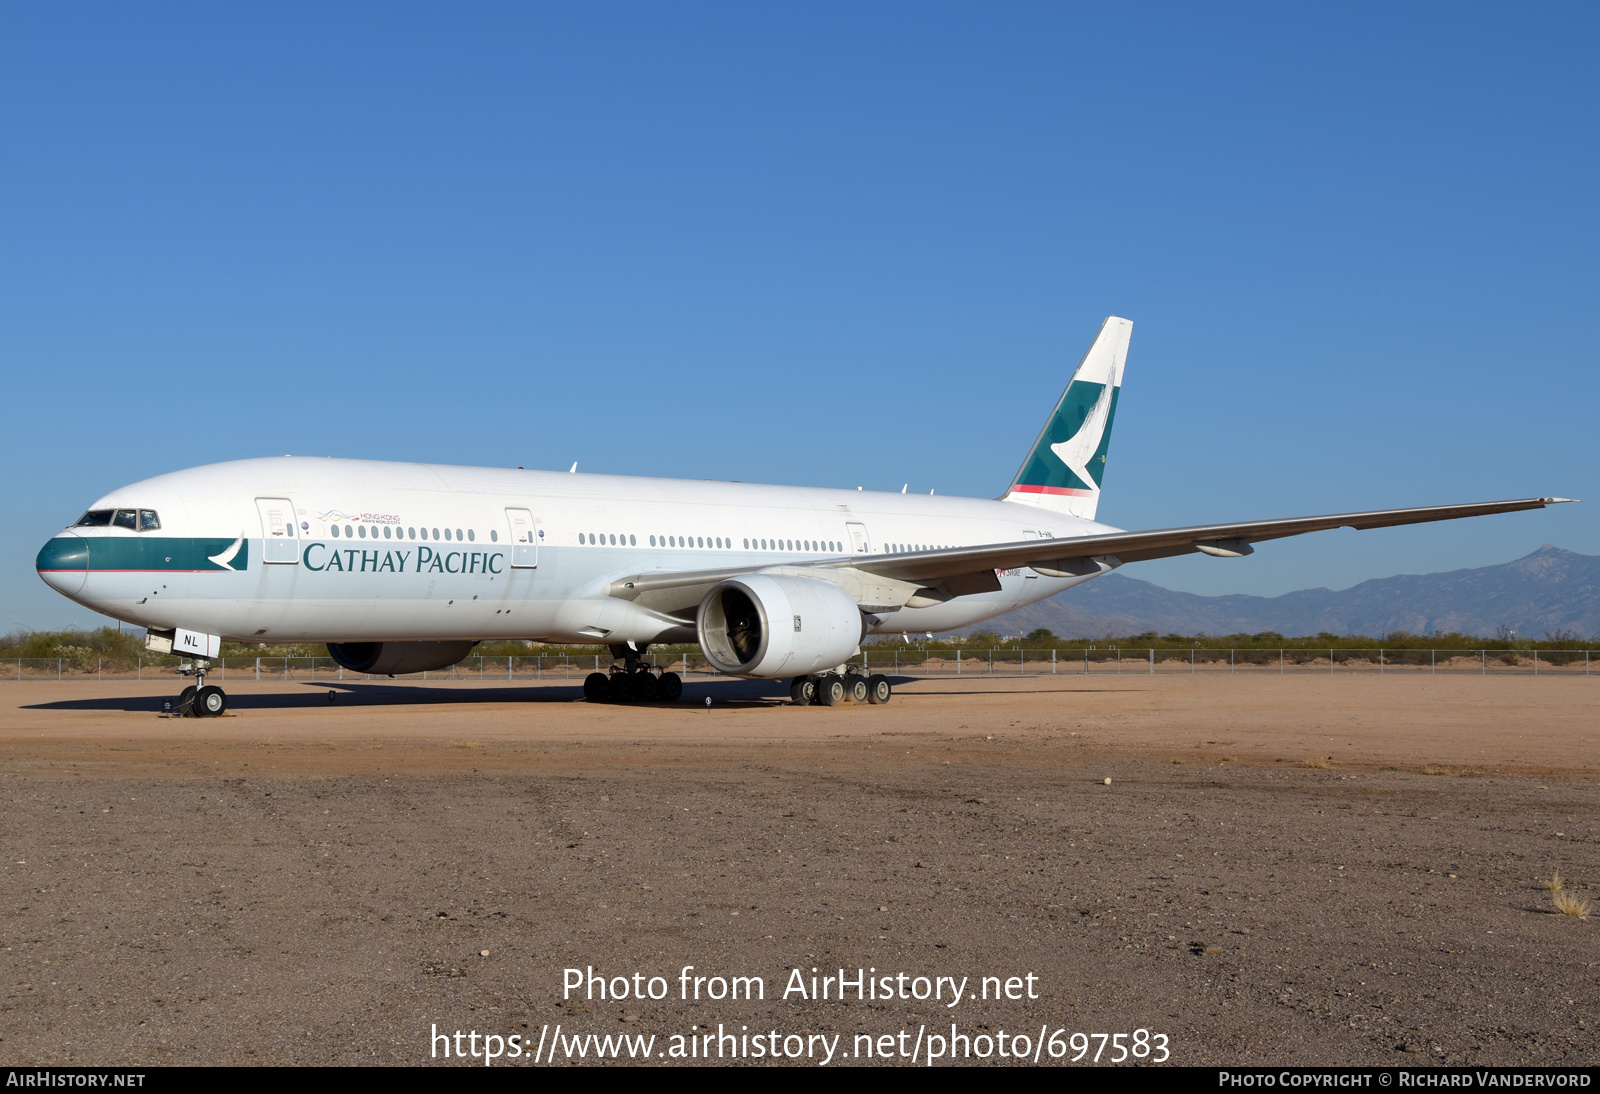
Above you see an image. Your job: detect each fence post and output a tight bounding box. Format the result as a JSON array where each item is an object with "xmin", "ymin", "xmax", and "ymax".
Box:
[
  {"xmin": 1191, "ymin": 648, "xmax": 1194, "ymax": 674},
  {"xmin": 1380, "ymin": 649, "xmax": 1384, "ymax": 675},
  {"xmin": 1533, "ymin": 651, "xmax": 1538, "ymax": 676},
  {"xmin": 1431, "ymin": 649, "xmax": 1435, "ymax": 675},
  {"xmin": 1085, "ymin": 646, "xmax": 1089, "ymax": 675},
  {"xmin": 1230, "ymin": 649, "xmax": 1234, "ymax": 674},
  {"xmin": 98, "ymin": 658, "xmax": 101, "ymax": 682},
  {"xmin": 956, "ymin": 650, "xmax": 961, "ymax": 675},
  {"xmin": 1279, "ymin": 649, "xmax": 1283, "ymax": 674},
  {"xmin": 989, "ymin": 649, "xmax": 993, "ymax": 675},
  {"xmin": 1149, "ymin": 648, "xmax": 1154, "ymax": 674},
  {"xmin": 1052, "ymin": 648, "xmax": 1057, "ymax": 674},
  {"xmin": 58, "ymin": 658, "xmax": 61, "ymax": 681},
  {"xmin": 1481, "ymin": 650, "xmax": 1486, "ymax": 675},
  {"xmin": 1330, "ymin": 648, "xmax": 1334, "ymax": 674}
]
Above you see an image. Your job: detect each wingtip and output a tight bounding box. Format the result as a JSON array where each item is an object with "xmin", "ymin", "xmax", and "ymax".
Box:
[{"xmin": 1543, "ymin": 497, "xmax": 1577, "ymax": 504}]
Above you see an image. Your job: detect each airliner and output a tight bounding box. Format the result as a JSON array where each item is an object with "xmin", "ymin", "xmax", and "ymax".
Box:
[{"xmin": 35, "ymin": 317, "xmax": 1568, "ymax": 715}]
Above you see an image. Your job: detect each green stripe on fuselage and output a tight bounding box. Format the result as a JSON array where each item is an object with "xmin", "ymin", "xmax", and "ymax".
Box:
[{"xmin": 36, "ymin": 536, "xmax": 249, "ymax": 572}]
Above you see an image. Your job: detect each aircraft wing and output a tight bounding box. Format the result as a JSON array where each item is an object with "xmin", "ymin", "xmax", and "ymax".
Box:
[
  {"xmin": 608, "ymin": 497, "xmax": 1571, "ymax": 617},
  {"xmin": 850, "ymin": 496, "xmax": 1574, "ymax": 582}
]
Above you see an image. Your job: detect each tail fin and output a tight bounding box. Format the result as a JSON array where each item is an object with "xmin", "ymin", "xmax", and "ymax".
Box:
[{"xmin": 1001, "ymin": 315, "xmax": 1132, "ymax": 521}]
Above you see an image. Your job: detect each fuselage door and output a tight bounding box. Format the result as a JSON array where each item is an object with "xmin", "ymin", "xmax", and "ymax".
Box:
[
  {"xmin": 256, "ymin": 498, "xmax": 299, "ymax": 564},
  {"xmin": 505, "ymin": 508, "xmax": 538, "ymax": 568},
  {"xmin": 845, "ymin": 521, "xmax": 872, "ymax": 554}
]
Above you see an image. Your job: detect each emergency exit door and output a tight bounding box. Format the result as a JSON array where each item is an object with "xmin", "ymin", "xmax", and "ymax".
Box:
[
  {"xmin": 505, "ymin": 508, "xmax": 538, "ymax": 568},
  {"xmin": 256, "ymin": 498, "xmax": 299, "ymax": 564},
  {"xmin": 845, "ymin": 522, "xmax": 872, "ymax": 554}
]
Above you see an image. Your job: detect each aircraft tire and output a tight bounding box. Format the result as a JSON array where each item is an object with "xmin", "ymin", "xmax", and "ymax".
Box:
[
  {"xmin": 789, "ymin": 675, "xmax": 815, "ymax": 705},
  {"xmin": 866, "ymin": 674, "xmax": 892, "ymax": 704},
  {"xmin": 843, "ymin": 673, "xmax": 869, "ymax": 704},
  {"xmin": 196, "ymin": 685, "xmax": 227, "ymax": 717},
  {"xmin": 816, "ymin": 673, "xmax": 846, "ymax": 706},
  {"xmin": 633, "ymin": 671, "xmax": 659, "ymax": 701},
  {"xmin": 657, "ymin": 672, "xmax": 683, "ymax": 702},
  {"xmin": 176, "ymin": 685, "xmax": 197, "ymax": 716},
  {"xmin": 583, "ymin": 672, "xmax": 609, "ymax": 702},
  {"xmin": 608, "ymin": 673, "xmax": 635, "ymax": 703}
]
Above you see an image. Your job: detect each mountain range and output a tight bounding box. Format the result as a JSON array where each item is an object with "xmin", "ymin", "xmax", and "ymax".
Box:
[{"xmin": 963, "ymin": 546, "xmax": 1600, "ymax": 640}]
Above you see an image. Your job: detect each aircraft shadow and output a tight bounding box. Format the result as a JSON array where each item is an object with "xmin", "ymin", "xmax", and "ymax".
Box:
[{"xmin": 17, "ymin": 674, "xmax": 895, "ymax": 712}]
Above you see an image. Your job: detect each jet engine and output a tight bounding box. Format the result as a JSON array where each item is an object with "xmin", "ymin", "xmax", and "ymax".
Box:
[
  {"xmin": 325, "ymin": 641, "xmax": 477, "ymax": 676},
  {"xmin": 697, "ymin": 575, "xmax": 865, "ymax": 678}
]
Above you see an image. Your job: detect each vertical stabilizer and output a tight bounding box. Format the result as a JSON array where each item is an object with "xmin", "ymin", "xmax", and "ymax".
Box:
[{"xmin": 1001, "ymin": 316, "xmax": 1131, "ymax": 521}]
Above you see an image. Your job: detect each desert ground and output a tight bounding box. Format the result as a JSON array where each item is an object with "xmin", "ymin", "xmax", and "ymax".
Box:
[{"xmin": 1, "ymin": 672, "xmax": 1594, "ymax": 1066}]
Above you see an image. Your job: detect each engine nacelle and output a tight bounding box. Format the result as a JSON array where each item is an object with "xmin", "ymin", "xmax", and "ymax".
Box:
[
  {"xmin": 697, "ymin": 575, "xmax": 865, "ymax": 678},
  {"xmin": 325, "ymin": 641, "xmax": 477, "ymax": 676}
]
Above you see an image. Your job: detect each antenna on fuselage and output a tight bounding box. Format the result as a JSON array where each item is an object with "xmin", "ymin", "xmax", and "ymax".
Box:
[{"xmin": 569, "ymin": 462, "xmax": 578, "ymax": 473}]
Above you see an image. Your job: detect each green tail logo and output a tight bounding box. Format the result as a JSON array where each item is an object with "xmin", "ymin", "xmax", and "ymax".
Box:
[{"xmin": 1003, "ymin": 316, "xmax": 1131, "ymax": 521}]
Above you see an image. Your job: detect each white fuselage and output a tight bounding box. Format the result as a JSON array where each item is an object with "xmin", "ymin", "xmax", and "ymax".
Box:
[{"xmin": 39, "ymin": 457, "xmax": 1118, "ymax": 645}]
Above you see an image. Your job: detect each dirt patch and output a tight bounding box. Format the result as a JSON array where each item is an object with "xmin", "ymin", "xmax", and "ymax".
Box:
[{"xmin": 0, "ymin": 675, "xmax": 1594, "ymax": 1065}]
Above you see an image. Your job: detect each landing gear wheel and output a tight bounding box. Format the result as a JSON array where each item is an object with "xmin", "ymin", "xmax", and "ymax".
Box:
[
  {"xmin": 657, "ymin": 672, "xmax": 683, "ymax": 702},
  {"xmin": 196, "ymin": 685, "xmax": 227, "ymax": 717},
  {"xmin": 607, "ymin": 673, "xmax": 635, "ymax": 703},
  {"xmin": 866, "ymin": 674, "xmax": 892, "ymax": 704},
  {"xmin": 789, "ymin": 675, "xmax": 816, "ymax": 706},
  {"xmin": 583, "ymin": 672, "xmax": 609, "ymax": 702},
  {"xmin": 843, "ymin": 673, "xmax": 869, "ymax": 704},
  {"xmin": 816, "ymin": 673, "xmax": 846, "ymax": 706},
  {"xmin": 176, "ymin": 685, "xmax": 197, "ymax": 716},
  {"xmin": 633, "ymin": 671, "xmax": 659, "ymax": 701}
]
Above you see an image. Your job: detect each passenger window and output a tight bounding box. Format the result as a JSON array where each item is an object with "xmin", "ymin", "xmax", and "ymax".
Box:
[
  {"xmin": 490, "ymin": 530, "xmax": 498, "ymax": 542},
  {"xmin": 432, "ymin": 528, "xmax": 440, "ymax": 540},
  {"xmin": 138, "ymin": 510, "xmax": 161, "ymax": 531},
  {"xmin": 457, "ymin": 529, "xmax": 464, "ymax": 541},
  {"xmin": 468, "ymin": 529, "xmax": 475, "ymax": 542},
  {"xmin": 384, "ymin": 526, "xmax": 392, "ymax": 539},
  {"xmin": 113, "ymin": 510, "xmax": 138, "ymax": 530},
  {"xmin": 629, "ymin": 535, "xmax": 636, "ymax": 545}
]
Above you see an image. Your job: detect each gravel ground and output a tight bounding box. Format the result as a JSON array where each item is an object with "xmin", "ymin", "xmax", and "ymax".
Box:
[{"xmin": 0, "ymin": 675, "xmax": 1594, "ymax": 1066}]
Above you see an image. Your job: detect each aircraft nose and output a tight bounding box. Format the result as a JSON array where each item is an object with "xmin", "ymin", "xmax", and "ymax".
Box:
[{"xmin": 37, "ymin": 532, "xmax": 88, "ymax": 596}]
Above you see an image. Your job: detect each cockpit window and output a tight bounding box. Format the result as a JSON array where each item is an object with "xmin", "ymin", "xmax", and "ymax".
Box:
[{"xmin": 73, "ymin": 508, "xmax": 161, "ymax": 531}]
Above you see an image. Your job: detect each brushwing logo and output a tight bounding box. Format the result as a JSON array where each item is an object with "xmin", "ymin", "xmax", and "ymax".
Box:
[
  {"xmin": 207, "ymin": 537, "xmax": 244, "ymax": 571},
  {"xmin": 1048, "ymin": 378, "xmax": 1115, "ymax": 495}
]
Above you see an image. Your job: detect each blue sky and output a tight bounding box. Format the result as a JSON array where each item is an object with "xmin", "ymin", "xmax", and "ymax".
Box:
[{"xmin": 3, "ymin": 3, "xmax": 1596, "ymax": 630}]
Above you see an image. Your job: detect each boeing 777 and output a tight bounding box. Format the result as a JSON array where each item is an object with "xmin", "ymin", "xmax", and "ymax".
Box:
[{"xmin": 35, "ymin": 317, "xmax": 1569, "ymax": 714}]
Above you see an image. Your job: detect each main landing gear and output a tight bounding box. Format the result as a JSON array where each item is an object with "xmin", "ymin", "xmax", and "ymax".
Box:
[
  {"xmin": 584, "ymin": 644, "xmax": 683, "ymax": 704},
  {"xmin": 173, "ymin": 660, "xmax": 228, "ymax": 717},
  {"xmin": 790, "ymin": 668, "xmax": 892, "ymax": 706}
]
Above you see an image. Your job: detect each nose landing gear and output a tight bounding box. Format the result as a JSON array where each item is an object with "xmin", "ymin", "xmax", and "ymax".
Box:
[{"xmin": 173, "ymin": 660, "xmax": 228, "ymax": 717}]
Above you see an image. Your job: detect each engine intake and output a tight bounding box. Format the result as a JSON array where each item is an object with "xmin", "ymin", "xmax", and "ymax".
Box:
[
  {"xmin": 325, "ymin": 641, "xmax": 477, "ymax": 676},
  {"xmin": 697, "ymin": 575, "xmax": 865, "ymax": 678}
]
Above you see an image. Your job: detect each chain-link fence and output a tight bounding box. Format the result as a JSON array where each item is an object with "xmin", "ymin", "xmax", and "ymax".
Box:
[{"xmin": 3, "ymin": 648, "xmax": 1594, "ymax": 681}]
